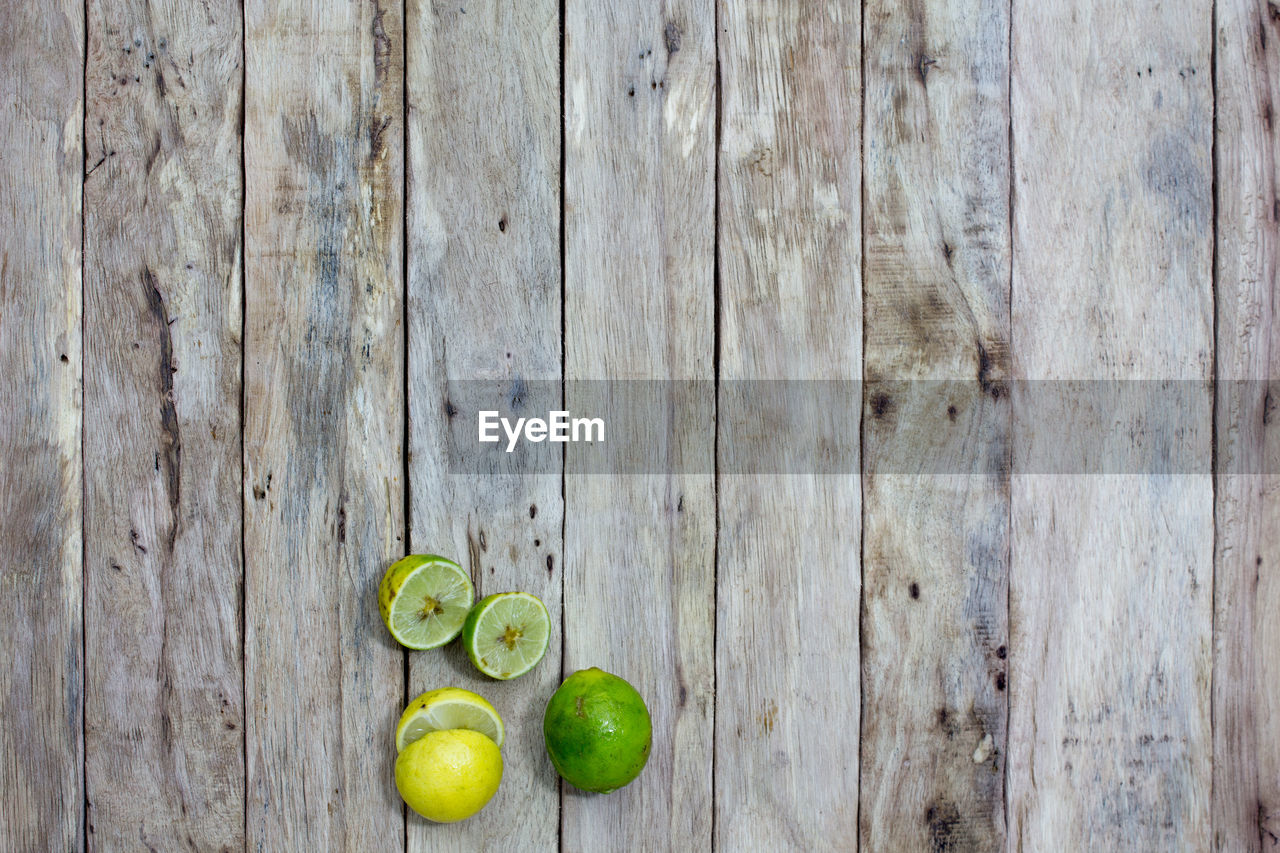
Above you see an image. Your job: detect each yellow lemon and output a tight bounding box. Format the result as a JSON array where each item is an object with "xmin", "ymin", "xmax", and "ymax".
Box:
[{"xmin": 395, "ymin": 729, "xmax": 502, "ymax": 823}]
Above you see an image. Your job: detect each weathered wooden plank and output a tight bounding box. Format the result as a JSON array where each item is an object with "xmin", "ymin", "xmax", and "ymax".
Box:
[
  {"xmin": 0, "ymin": 1, "xmax": 84, "ymax": 849},
  {"xmin": 82, "ymin": 1, "xmax": 244, "ymax": 847},
  {"xmin": 714, "ymin": 0, "xmax": 861, "ymax": 848},
  {"xmin": 1213, "ymin": 2, "xmax": 1280, "ymax": 850},
  {"xmin": 405, "ymin": 0, "xmax": 562, "ymax": 849},
  {"xmin": 1008, "ymin": 1, "xmax": 1214, "ymax": 849},
  {"xmin": 563, "ymin": 0, "xmax": 715, "ymax": 848},
  {"xmin": 243, "ymin": 0, "xmax": 405, "ymax": 848},
  {"xmin": 859, "ymin": 0, "xmax": 1010, "ymax": 849}
]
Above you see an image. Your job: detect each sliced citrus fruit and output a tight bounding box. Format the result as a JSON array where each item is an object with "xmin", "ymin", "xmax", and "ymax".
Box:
[
  {"xmin": 461, "ymin": 592, "xmax": 551, "ymax": 680},
  {"xmin": 396, "ymin": 687, "xmax": 505, "ymax": 752},
  {"xmin": 378, "ymin": 554, "xmax": 474, "ymax": 650}
]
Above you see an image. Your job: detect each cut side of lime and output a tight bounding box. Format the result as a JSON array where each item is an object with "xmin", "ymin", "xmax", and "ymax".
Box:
[
  {"xmin": 462, "ymin": 592, "xmax": 551, "ymax": 680},
  {"xmin": 378, "ymin": 555, "xmax": 474, "ymax": 650},
  {"xmin": 396, "ymin": 687, "xmax": 505, "ymax": 751}
]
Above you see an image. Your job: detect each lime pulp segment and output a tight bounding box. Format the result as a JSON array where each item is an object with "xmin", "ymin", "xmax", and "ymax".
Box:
[{"xmin": 464, "ymin": 592, "xmax": 551, "ymax": 680}]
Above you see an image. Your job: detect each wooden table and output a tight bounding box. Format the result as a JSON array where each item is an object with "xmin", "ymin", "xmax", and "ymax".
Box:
[{"xmin": 2, "ymin": 0, "xmax": 1276, "ymax": 850}]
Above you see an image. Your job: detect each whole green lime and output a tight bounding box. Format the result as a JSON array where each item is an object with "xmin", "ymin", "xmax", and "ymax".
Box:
[{"xmin": 543, "ymin": 667, "xmax": 652, "ymax": 793}]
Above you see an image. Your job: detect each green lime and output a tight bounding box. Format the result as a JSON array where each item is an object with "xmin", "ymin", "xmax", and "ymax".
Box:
[
  {"xmin": 543, "ymin": 667, "xmax": 652, "ymax": 793},
  {"xmin": 378, "ymin": 554, "xmax": 474, "ymax": 649},
  {"xmin": 461, "ymin": 592, "xmax": 551, "ymax": 680}
]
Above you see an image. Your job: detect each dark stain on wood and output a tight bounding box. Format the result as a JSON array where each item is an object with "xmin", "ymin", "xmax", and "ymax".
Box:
[
  {"xmin": 976, "ymin": 342, "xmax": 1006, "ymax": 400},
  {"xmin": 924, "ymin": 800, "xmax": 965, "ymax": 852},
  {"xmin": 144, "ymin": 268, "xmax": 182, "ymax": 514},
  {"xmin": 281, "ymin": 112, "xmax": 340, "ymax": 178},
  {"xmin": 368, "ymin": 116, "xmax": 390, "ymax": 160},
  {"xmin": 1144, "ymin": 133, "xmax": 1209, "ymax": 228},
  {"xmin": 144, "ymin": 133, "xmax": 162, "ymax": 176},
  {"xmin": 917, "ymin": 53, "xmax": 938, "ymax": 86},
  {"xmin": 663, "ymin": 21, "xmax": 681, "ymax": 55},
  {"xmin": 371, "ymin": 1, "xmax": 391, "ymax": 87},
  {"xmin": 509, "ymin": 377, "xmax": 527, "ymax": 410},
  {"xmin": 909, "ymin": 581, "xmax": 921, "ymax": 600},
  {"xmin": 278, "ymin": 116, "xmax": 369, "ymax": 493},
  {"xmin": 1261, "ymin": 802, "xmax": 1280, "ymax": 845}
]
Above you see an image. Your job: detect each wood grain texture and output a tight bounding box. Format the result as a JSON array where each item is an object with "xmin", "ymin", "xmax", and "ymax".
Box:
[
  {"xmin": 714, "ymin": 0, "xmax": 861, "ymax": 848},
  {"xmin": 1008, "ymin": 0, "xmax": 1214, "ymax": 849},
  {"xmin": 406, "ymin": 0, "xmax": 562, "ymax": 849},
  {"xmin": 859, "ymin": 0, "xmax": 1010, "ymax": 849},
  {"xmin": 563, "ymin": 0, "xmax": 715, "ymax": 847},
  {"xmin": 83, "ymin": 1, "xmax": 244, "ymax": 848},
  {"xmin": 0, "ymin": 1, "xmax": 84, "ymax": 849},
  {"xmin": 243, "ymin": 0, "xmax": 404, "ymax": 848},
  {"xmin": 1213, "ymin": 2, "xmax": 1280, "ymax": 850}
]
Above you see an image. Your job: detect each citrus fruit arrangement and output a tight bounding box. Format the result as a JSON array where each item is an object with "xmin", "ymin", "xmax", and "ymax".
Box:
[
  {"xmin": 393, "ymin": 688, "xmax": 504, "ymax": 822},
  {"xmin": 378, "ymin": 552, "xmax": 652, "ymax": 823}
]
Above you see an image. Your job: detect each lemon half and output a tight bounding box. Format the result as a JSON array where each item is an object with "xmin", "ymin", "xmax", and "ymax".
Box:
[{"xmin": 396, "ymin": 687, "xmax": 504, "ymax": 752}]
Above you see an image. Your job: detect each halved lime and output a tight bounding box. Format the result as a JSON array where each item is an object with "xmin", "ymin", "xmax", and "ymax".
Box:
[
  {"xmin": 378, "ymin": 555, "xmax": 474, "ymax": 649},
  {"xmin": 461, "ymin": 592, "xmax": 551, "ymax": 680},
  {"xmin": 396, "ymin": 687, "xmax": 505, "ymax": 751}
]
